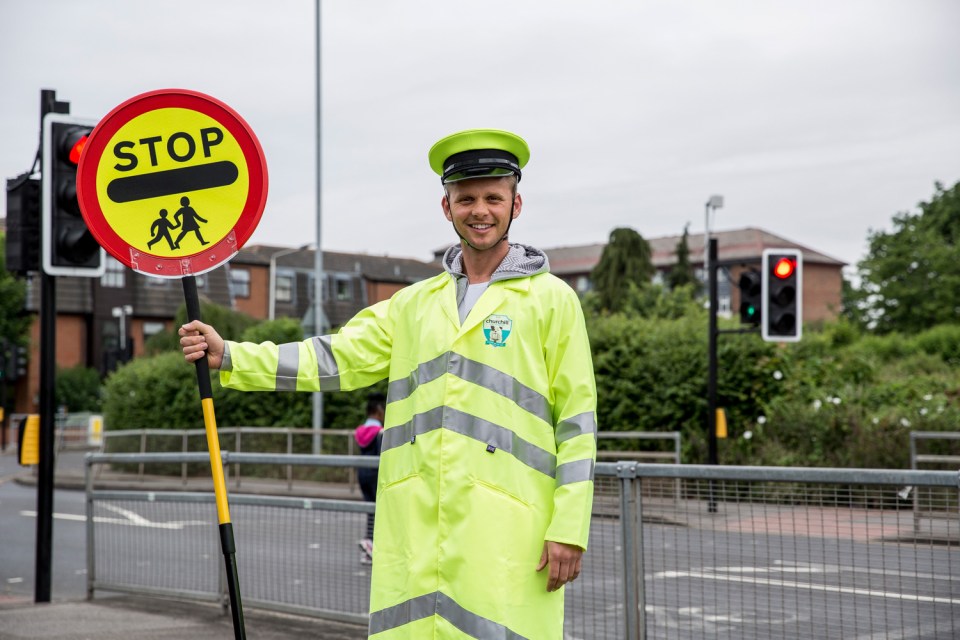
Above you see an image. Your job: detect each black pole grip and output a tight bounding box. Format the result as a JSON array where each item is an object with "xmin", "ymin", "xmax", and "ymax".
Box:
[
  {"xmin": 182, "ymin": 276, "xmax": 214, "ymax": 400},
  {"xmin": 220, "ymin": 523, "xmax": 246, "ymax": 639}
]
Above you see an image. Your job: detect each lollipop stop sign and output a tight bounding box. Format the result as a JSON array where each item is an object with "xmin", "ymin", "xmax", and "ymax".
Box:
[
  {"xmin": 77, "ymin": 89, "xmax": 268, "ymax": 277},
  {"xmin": 77, "ymin": 89, "xmax": 267, "ymax": 640}
]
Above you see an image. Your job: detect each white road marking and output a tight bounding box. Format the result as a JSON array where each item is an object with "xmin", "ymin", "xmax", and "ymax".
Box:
[
  {"xmin": 775, "ymin": 559, "xmax": 960, "ymax": 583},
  {"xmin": 654, "ymin": 567, "xmax": 960, "ymax": 605},
  {"xmin": 850, "ymin": 621, "xmax": 958, "ymax": 640},
  {"xmin": 7, "ymin": 577, "xmax": 24, "ymax": 584},
  {"xmin": 19, "ymin": 510, "xmax": 206, "ymax": 530}
]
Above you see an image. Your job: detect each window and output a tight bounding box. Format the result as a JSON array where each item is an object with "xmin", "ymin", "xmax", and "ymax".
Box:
[
  {"xmin": 575, "ymin": 275, "xmax": 591, "ymax": 293},
  {"xmin": 335, "ymin": 277, "xmax": 352, "ymax": 301},
  {"xmin": 230, "ymin": 268, "xmax": 250, "ymax": 299},
  {"xmin": 142, "ymin": 321, "xmax": 166, "ymax": 339},
  {"xmin": 101, "ymin": 257, "xmax": 125, "ymax": 288},
  {"xmin": 276, "ymin": 274, "xmax": 294, "ymax": 303}
]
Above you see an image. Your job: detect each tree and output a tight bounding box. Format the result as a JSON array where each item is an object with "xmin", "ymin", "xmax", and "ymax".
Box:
[
  {"xmin": 590, "ymin": 227, "xmax": 654, "ymax": 313},
  {"xmin": 0, "ymin": 233, "xmax": 31, "ymax": 343},
  {"xmin": 666, "ymin": 224, "xmax": 697, "ymax": 291},
  {"xmin": 847, "ymin": 180, "xmax": 960, "ymax": 333}
]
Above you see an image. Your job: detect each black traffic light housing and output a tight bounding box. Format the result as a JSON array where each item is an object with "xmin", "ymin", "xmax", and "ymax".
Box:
[
  {"xmin": 0, "ymin": 339, "xmax": 25, "ymax": 382},
  {"xmin": 5, "ymin": 173, "xmax": 41, "ymax": 274},
  {"xmin": 42, "ymin": 113, "xmax": 104, "ymax": 277},
  {"xmin": 738, "ymin": 268, "xmax": 762, "ymax": 326},
  {"xmin": 762, "ymin": 248, "xmax": 802, "ymax": 342}
]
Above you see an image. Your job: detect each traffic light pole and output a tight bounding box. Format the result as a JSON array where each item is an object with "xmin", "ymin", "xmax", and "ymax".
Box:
[
  {"xmin": 707, "ymin": 239, "xmax": 719, "ymax": 513},
  {"xmin": 35, "ymin": 89, "xmax": 69, "ymax": 604}
]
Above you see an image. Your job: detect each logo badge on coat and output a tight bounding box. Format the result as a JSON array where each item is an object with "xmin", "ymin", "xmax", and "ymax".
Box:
[{"xmin": 483, "ymin": 314, "xmax": 512, "ymax": 347}]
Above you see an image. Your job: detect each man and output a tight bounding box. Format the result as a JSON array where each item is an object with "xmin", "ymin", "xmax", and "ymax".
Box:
[
  {"xmin": 355, "ymin": 391, "xmax": 386, "ymax": 564},
  {"xmin": 180, "ymin": 129, "xmax": 597, "ymax": 639}
]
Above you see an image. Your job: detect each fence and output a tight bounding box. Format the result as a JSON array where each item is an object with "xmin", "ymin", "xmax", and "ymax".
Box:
[
  {"xmin": 97, "ymin": 427, "xmax": 680, "ymax": 492},
  {"xmin": 84, "ymin": 452, "xmax": 960, "ymax": 639}
]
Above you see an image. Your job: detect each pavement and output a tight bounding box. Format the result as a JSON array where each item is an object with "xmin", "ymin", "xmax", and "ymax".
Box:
[
  {"xmin": 0, "ymin": 445, "xmax": 370, "ymax": 639},
  {"xmin": 0, "ymin": 593, "xmax": 368, "ymax": 639}
]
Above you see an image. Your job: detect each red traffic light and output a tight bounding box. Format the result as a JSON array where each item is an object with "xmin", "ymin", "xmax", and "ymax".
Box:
[
  {"xmin": 67, "ymin": 133, "xmax": 88, "ymax": 165},
  {"xmin": 773, "ymin": 257, "xmax": 796, "ymax": 279}
]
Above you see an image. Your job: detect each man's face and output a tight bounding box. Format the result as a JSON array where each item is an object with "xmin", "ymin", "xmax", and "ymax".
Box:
[{"xmin": 442, "ymin": 176, "xmax": 521, "ymax": 252}]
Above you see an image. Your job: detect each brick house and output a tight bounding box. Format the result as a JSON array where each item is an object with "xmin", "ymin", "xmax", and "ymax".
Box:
[{"xmin": 545, "ymin": 227, "xmax": 845, "ymax": 323}]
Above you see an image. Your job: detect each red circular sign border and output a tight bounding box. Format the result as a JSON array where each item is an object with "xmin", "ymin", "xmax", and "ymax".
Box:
[{"xmin": 77, "ymin": 89, "xmax": 268, "ymax": 278}]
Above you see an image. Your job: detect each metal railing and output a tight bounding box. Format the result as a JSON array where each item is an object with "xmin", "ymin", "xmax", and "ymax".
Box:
[
  {"xmin": 84, "ymin": 453, "xmax": 960, "ymax": 639},
  {"xmin": 909, "ymin": 431, "xmax": 960, "ymax": 535},
  {"xmin": 98, "ymin": 427, "xmax": 681, "ymax": 492}
]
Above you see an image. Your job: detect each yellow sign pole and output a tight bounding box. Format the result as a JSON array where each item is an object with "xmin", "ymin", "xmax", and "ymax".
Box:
[{"xmin": 183, "ymin": 275, "xmax": 245, "ymax": 639}]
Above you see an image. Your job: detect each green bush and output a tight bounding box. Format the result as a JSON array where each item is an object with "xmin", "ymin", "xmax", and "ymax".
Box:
[
  {"xmin": 56, "ymin": 366, "xmax": 102, "ymax": 412},
  {"xmin": 911, "ymin": 324, "xmax": 960, "ymax": 366}
]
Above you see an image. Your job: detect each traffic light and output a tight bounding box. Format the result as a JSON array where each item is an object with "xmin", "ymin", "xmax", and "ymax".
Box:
[
  {"xmin": 738, "ymin": 268, "xmax": 762, "ymax": 325},
  {"xmin": 5, "ymin": 174, "xmax": 41, "ymax": 274},
  {"xmin": 9, "ymin": 344, "xmax": 28, "ymax": 381},
  {"xmin": 762, "ymin": 249, "xmax": 802, "ymax": 342},
  {"xmin": 42, "ymin": 113, "xmax": 104, "ymax": 277}
]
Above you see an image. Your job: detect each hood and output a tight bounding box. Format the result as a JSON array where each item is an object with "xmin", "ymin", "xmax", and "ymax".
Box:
[{"xmin": 442, "ymin": 243, "xmax": 550, "ymax": 282}]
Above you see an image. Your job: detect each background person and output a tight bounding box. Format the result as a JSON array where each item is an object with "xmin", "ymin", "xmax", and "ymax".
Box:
[{"xmin": 354, "ymin": 391, "xmax": 386, "ymax": 564}]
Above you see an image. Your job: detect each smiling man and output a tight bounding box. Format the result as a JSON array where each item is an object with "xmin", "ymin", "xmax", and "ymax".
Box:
[{"xmin": 180, "ymin": 129, "xmax": 598, "ymax": 639}]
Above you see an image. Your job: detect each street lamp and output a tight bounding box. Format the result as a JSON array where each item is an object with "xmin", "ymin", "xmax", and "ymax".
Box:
[
  {"xmin": 704, "ymin": 194, "xmax": 724, "ymax": 279},
  {"xmin": 269, "ymin": 244, "xmax": 313, "ymax": 321},
  {"xmin": 110, "ymin": 305, "xmax": 133, "ymax": 353}
]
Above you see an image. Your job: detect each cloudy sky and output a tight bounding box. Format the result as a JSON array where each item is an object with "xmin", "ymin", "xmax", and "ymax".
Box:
[{"xmin": 2, "ymin": 0, "xmax": 958, "ymax": 270}]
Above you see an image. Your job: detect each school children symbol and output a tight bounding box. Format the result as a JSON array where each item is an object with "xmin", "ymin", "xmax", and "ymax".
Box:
[
  {"xmin": 147, "ymin": 196, "xmax": 209, "ymax": 251},
  {"xmin": 483, "ymin": 314, "xmax": 512, "ymax": 347}
]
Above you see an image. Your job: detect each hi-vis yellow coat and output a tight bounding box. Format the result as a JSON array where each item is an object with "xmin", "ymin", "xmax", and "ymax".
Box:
[{"xmin": 220, "ymin": 248, "xmax": 597, "ymax": 639}]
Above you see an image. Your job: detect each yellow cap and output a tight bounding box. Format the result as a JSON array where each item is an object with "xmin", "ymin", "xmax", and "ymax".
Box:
[{"xmin": 428, "ymin": 129, "xmax": 530, "ymax": 183}]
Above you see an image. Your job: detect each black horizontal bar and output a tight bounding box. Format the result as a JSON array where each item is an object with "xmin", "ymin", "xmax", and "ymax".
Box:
[{"xmin": 107, "ymin": 161, "xmax": 238, "ymax": 203}]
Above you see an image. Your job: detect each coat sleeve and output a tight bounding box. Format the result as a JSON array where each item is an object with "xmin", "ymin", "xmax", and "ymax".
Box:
[
  {"xmin": 543, "ymin": 286, "xmax": 598, "ymax": 550},
  {"xmin": 219, "ymin": 299, "xmax": 394, "ymax": 392}
]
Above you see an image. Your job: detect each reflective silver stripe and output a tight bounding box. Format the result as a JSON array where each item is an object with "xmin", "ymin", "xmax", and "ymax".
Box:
[
  {"xmin": 368, "ymin": 592, "xmax": 436, "ymax": 635},
  {"xmin": 381, "ymin": 407, "xmax": 444, "ymax": 451},
  {"xmin": 436, "ymin": 591, "xmax": 529, "ymax": 640},
  {"xmin": 556, "ymin": 458, "xmax": 595, "ymax": 486},
  {"xmin": 445, "ymin": 407, "xmax": 556, "ymax": 478},
  {"xmin": 311, "ymin": 336, "xmax": 341, "ymax": 391},
  {"xmin": 387, "ymin": 351, "xmax": 552, "ymax": 427},
  {"xmin": 275, "ymin": 343, "xmax": 300, "ymax": 391},
  {"xmin": 448, "ymin": 354, "xmax": 552, "ymax": 426},
  {"xmin": 555, "ymin": 411, "xmax": 597, "ymax": 444},
  {"xmin": 369, "ymin": 591, "xmax": 528, "ymax": 639},
  {"xmin": 382, "ymin": 406, "xmax": 556, "ymax": 478},
  {"xmin": 387, "ymin": 352, "xmax": 449, "ymax": 403},
  {"xmin": 220, "ymin": 342, "xmax": 232, "ymax": 372}
]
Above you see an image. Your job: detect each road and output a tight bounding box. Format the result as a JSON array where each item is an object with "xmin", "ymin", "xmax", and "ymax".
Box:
[
  {"xmin": 0, "ymin": 450, "xmax": 89, "ymax": 603},
  {"xmin": 2, "ymin": 450, "xmax": 958, "ymax": 638}
]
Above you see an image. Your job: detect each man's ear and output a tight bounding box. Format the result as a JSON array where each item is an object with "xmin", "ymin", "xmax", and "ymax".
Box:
[
  {"xmin": 442, "ymin": 194, "xmax": 453, "ymax": 222},
  {"xmin": 512, "ymin": 193, "xmax": 523, "ymax": 219}
]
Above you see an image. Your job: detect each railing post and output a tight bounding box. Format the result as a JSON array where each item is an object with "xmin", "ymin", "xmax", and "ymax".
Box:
[
  {"xmin": 138, "ymin": 430, "xmax": 147, "ymax": 482},
  {"xmin": 85, "ymin": 454, "xmax": 95, "ymax": 601},
  {"xmin": 673, "ymin": 432, "xmax": 681, "ymax": 503},
  {"xmin": 348, "ymin": 434, "xmax": 357, "ymax": 495},
  {"xmin": 910, "ymin": 432, "xmax": 919, "ymax": 535},
  {"xmin": 235, "ymin": 429, "xmax": 242, "ymax": 489},
  {"xmin": 618, "ymin": 461, "xmax": 643, "ymax": 640},
  {"xmin": 182, "ymin": 432, "xmax": 188, "ymax": 486},
  {"xmin": 287, "ymin": 430, "xmax": 293, "ymax": 491}
]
